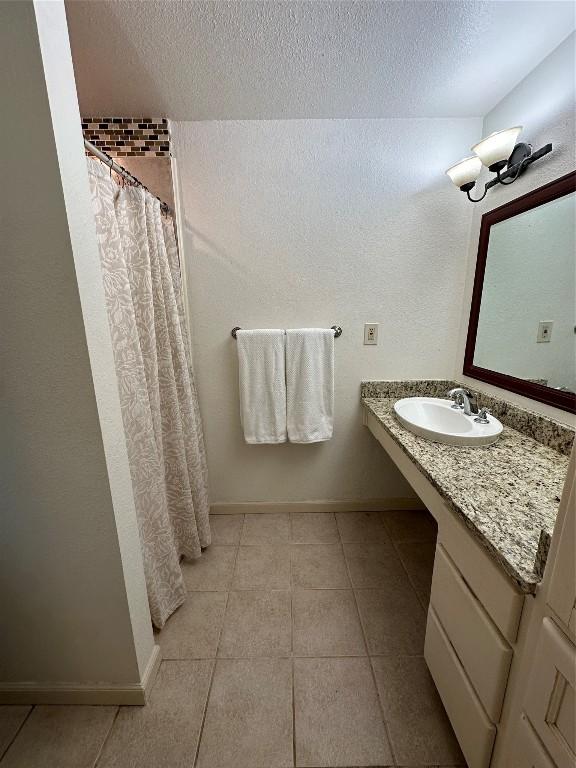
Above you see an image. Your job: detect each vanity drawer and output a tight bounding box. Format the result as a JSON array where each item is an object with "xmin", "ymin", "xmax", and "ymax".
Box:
[
  {"xmin": 431, "ymin": 544, "xmax": 513, "ymax": 722},
  {"xmin": 438, "ymin": 516, "xmax": 524, "ymax": 643},
  {"xmin": 425, "ymin": 607, "xmax": 496, "ymax": 768}
]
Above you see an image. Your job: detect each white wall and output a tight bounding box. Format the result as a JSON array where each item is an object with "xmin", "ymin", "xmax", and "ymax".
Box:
[
  {"xmin": 0, "ymin": 1, "xmax": 153, "ymax": 689},
  {"xmin": 456, "ymin": 33, "xmax": 576, "ymax": 424},
  {"xmin": 172, "ymin": 117, "xmax": 480, "ymax": 504}
]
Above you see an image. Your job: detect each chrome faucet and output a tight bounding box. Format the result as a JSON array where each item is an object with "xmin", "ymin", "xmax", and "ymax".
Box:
[{"xmin": 447, "ymin": 387, "xmax": 479, "ymax": 416}]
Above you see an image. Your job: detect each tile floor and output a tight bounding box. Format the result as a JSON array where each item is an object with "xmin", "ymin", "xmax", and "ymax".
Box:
[{"xmin": 0, "ymin": 510, "xmax": 467, "ymax": 768}]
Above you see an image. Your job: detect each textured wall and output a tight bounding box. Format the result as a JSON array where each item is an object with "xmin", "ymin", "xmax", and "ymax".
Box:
[
  {"xmin": 0, "ymin": 0, "xmax": 153, "ymax": 685},
  {"xmin": 456, "ymin": 33, "xmax": 576, "ymax": 424},
  {"xmin": 172, "ymin": 117, "xmax": 480, "ymax": 504}
]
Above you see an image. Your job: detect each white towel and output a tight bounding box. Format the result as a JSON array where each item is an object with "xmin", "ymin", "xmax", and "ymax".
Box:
[
  {"xmin": 236, "ymin": 329, "xmax": 287, "ymax": 444},
  {"xmin": 286, "ymin": 328, "xmax": 334, "ymax": 443}
]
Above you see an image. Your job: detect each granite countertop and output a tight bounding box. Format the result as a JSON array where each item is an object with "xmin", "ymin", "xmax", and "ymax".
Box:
[{"xmin": 362, "ymin": 395, "xmax": 570, "ymax": 593}]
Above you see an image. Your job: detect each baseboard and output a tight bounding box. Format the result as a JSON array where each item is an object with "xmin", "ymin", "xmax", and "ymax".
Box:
[
  {"xmin": 140, "ymin": 642, "xmax": 162, "ymax": 703},
  {"xmin": 0, "ymin": 644, "xmax": 162, "ymax": 706},
  {"xmin": 210, "ymin": 497, "xmax": 425, "ymax": 514}
]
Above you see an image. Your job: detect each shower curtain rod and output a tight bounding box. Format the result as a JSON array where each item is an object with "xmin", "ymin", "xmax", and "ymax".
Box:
[{"xmin": 84, "ymin": 138, "xmax": 172, "ymax": 214}]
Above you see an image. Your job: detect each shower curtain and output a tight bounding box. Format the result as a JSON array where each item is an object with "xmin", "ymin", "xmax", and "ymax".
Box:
[{"xmin": 87, "ymin": 159, "xmax": 210, "ymax": 628}]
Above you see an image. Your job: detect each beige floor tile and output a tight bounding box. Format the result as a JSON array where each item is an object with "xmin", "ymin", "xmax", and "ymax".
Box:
[
  {"xmin": 210, "ymin": 514, "xmax": 244, "ymax": 545},
  {"xmin": 219, "ymin": 590, "xmax": 291, "ymax": 657},
  {"xmin": 372, "ymin": 655, "xmax": 465, "ymax": 765},
  {"xmin": 232, "ymin": 545, "xmax": 291, "ymax": 589},
  {"xmin": 292, "ymin": 590, "xmax": 365, "ymax": 656},
  {"xmin": 380, "ymin": 509, "xmax": 437, "ymax": 542},
  {"xmin": 291, "ymin": 512, "xmax": 339, "ymax": 543},
  {"xmin": 197, "ymin": 658, "xmax": 293, "ymax": 768},
  {"xmin": 155, "ymin": 592, "xmax": 228, "ymax": 659},
  {"xmin": 335, "ymin": 512, "xmax": 390, "ymax": 543},
  {"xmin": 396, "ymin": 540, "xmax": 436, "ymax": 605},
  {"xmin": 291, "ymin": 544, "xmax": 350, "ymax": 588},
  {"xmin": 343, "ymin": 542, "xmax": 407, "ymax": 588},
  {"xmin": 97, "ymin": 660, "xmax": 212, "ymax": 768},
  {"xmin": 294, "ymin": 657, "xmax": 392, "ymax": 767},
  {"xmin": 1, "ymin": 705, "xmax": 116, "ymax": 768},
  {"xmin": 355, "ymin": 585, "xmax": 426, "ymax": 655},
  {"xmin": 182, "ymin": 545, "xmax": 237, "ymax": 591},
  {"xmin": 241, "ymin": 513, "xmax": 290, "ymax": 545},
  {"xmin": 0, "ymin": 707, "xmax": 31, "ymax": 759}
]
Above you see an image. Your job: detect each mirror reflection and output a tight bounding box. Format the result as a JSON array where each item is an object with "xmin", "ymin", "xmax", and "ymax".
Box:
[{"xmin": 473, "ymin": 191, "xmax": 576, "ymax": 394}]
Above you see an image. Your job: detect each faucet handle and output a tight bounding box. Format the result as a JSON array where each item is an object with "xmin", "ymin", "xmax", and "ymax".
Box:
[{"xmin": 474, "ymin": 408, "xmax": 491, "ymax": 424}]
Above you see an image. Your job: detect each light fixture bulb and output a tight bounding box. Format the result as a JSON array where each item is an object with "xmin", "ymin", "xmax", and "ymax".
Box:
[
  {"xmin": 471, "ymin": 126, "xmax": 523, "ymax": 170},
  {"xmin": 445, "ymin": 156, "xmax": 483, "ymax": 188}
]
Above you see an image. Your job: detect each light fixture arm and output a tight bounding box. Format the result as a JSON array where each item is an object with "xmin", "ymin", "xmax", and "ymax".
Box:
[
  {"xmin": 496, "ymin": 166, "xmax": 524, "ymax": 185},
  {"xmin": 484, "ymin": 142, "xmax": 552, "ymax": 191},
  {"xmin": 465, "ymin": 185, "xmax": 488, "ymax": 203}
]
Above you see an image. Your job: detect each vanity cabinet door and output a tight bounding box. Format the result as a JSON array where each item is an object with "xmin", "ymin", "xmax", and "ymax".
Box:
[
  {"xmin": 523, "ymin": 618, "xmax": 575, "ymax": 768},
  {"xmin": 512, "ymin": 713, "xmax": 555, "ymax": 768}
]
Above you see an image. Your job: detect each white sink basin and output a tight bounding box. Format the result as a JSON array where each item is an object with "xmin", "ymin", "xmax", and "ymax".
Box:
[{"xmin": 393, "ymin": 397, "xmax": 503, "ymax": 446}]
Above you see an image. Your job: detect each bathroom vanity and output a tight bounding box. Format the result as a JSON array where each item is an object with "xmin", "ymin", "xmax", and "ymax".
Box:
[{"xmin": 362, "ymin": 380, "xmax": 574, "ymax": 768}]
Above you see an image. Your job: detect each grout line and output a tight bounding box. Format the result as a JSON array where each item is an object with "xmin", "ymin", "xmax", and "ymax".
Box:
[
  {"xmin": 290, "ymin": 595, "xmax": 297, "ymax": 767},
  {"xmin": 188, "ymin": 585, "xmax": 402, "ymax": 592},
  {"xmin": 192, "ymin": 516, "xmax": 244, "ymax": 768},
  {"xmin": 0, "ymin": 704, "xmax": 34, "ymax": 764},
  {"xmin": 289, "ymin": 516, "xmax": 297, "ymax": 767},
  {"xmin": 339, "ymin": 520, "xmax": 398, "ymax": 767},
  {"xmin": 92, "ymin": 706, "xmax": 121, "ymax": 768},
  {"xmin": 389, "ymin": 536, "xmax": 435, "ymax": 615},
  {"xmin": 159, "ymin": 652, "xmax": 426, "ymax": 661}
]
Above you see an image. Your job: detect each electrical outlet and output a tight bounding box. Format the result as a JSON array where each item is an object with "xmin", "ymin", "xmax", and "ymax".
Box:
[
  {"xmin": 537, "ymin": 321, "xmax": 553, "ymax": 343},
  {"xmin": 364, "ymin": 323, "xmax": 378, "ymax": 345}
]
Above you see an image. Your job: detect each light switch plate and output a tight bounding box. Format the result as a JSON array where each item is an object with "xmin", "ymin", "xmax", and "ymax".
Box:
[
  {"xmin": 364, "ymin": 323, "xmax": 378, "ymax": 345},
  {"xmin": 537, "ymin": 321, "xmax": 553, "ymax": 343}
]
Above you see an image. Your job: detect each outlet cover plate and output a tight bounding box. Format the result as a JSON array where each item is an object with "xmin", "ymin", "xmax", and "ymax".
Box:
[
  {"xmin": 364, "ymin": 323, "xmax": 378, "ymax": 345},
  {"xmin": 537, "ymin": 321, "xmax": 553, "ymax": 343}
]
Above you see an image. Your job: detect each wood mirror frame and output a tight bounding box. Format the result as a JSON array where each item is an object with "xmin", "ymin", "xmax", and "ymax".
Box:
[{"xmin": 463, "ymin": 170, "xmax": 576, "ymax": 414}]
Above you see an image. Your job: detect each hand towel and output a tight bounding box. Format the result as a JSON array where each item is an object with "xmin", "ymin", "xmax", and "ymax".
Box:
[
  {"xmin": 236, "ymin": 329, "xmax": 287, "ymax": 444},
  {"xmin": 286, "ymin": 328, "xmax": 334, "ymax": 443}
]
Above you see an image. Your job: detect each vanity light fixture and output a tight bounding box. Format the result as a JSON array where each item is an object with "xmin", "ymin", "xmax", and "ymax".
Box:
[{"xmin": 446, "ymin": 126, "xmax": 552, "ymax": 203}]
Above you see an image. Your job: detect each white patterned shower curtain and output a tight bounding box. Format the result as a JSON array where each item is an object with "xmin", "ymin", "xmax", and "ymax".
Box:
[{"xmin": 87, "ymin": 159, "xmax": 210, "ymax": 628}]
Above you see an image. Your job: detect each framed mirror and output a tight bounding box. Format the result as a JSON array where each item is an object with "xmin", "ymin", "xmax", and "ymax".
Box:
[{"xmin": 464, "ymin": 171, "xmax": 576, "ymax": 413}]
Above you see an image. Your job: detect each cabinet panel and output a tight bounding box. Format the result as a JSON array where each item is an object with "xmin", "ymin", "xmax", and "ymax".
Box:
[
  {"xmin": 524, "ymin": 618, "xmax": 575, "ymax": 768},
  {"xmin": 425, "ymin": 607, "xmax": 496, "ymax": 768},
  {"xmin": 547, "ymin": 457, "xmax": 576, "ymax": 640},
  {"xmin": 431, "ymin": 545, "xmax": 513, "ymax": 722},
  {"xmin": 512, "ymin": 714, "xmax": 555, "ymax": 768}
]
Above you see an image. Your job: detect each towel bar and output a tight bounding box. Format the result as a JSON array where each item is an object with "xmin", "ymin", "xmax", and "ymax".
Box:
[{"xmin": 231, "ymin": 326, "xmax": 342, "ymax": 339}]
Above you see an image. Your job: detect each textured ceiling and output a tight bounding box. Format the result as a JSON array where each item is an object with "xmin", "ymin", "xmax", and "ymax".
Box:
[{"xmin": 66, "ymin": 0, "xmax": 575, "ymax": 120}]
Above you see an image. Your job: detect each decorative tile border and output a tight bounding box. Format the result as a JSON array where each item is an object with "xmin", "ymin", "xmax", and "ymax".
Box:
[
  {"xmin": 360, "ymin": 380, "xmax": 575, "ymax": 456},
  {"xmin": 82, "ymin": 117, "xmax": 170, "ymax": 157}
]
